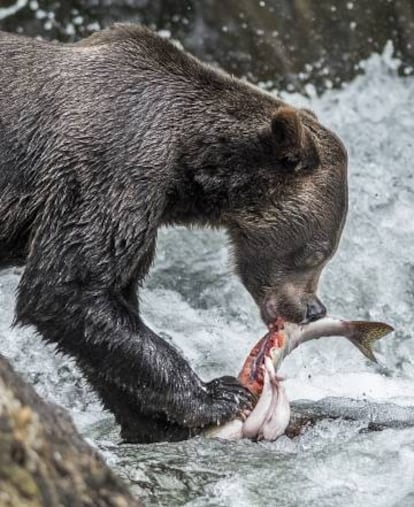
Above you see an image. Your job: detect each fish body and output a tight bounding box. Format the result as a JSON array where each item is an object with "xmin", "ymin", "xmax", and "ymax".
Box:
[
  {"xmin": 242, "ymin": 356, "xmax": 291, "ymax": 441},
  {"xmin": 283, "ymin": 318, "xmax": 394, "ymax": 364},
  {"xmin": 208, "ymin": 317, "xmax": 393, "ymax": 440}
]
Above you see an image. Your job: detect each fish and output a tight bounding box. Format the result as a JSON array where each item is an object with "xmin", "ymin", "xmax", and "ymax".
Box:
[{"xmin": 207, "ymin": 317, "xmax": 394, "ymax": 440}]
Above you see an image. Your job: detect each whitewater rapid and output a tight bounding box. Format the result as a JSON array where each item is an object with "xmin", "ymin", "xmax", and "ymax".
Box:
[{"xmin": 1, "ymin": 44, "xmax": 414, "ymax": 506}]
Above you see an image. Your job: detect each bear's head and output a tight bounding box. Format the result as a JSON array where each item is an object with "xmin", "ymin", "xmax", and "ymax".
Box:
[{"xmin": 226, "ymin": 106, "xmax": 348, "ymax": 325}]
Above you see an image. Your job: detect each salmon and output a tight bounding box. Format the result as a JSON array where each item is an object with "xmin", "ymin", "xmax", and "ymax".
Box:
[{"xmin": 207, "ymin": 317, "xmax": 393, "ymax": 440}]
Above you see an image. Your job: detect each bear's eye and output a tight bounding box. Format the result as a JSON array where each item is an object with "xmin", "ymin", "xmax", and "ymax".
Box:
[
  {"xmin": 303, "ymin": 251, "xmax": 326, "ymax": 268},
  {"xmin": 292, "ymin": 248, "xmax": 326, "ymax": 269}
]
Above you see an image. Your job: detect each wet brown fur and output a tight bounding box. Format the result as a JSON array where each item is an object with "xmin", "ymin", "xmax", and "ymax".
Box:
[{"xmin": 0, "ymin": 24, "xmax": 347, "ymax": 441}]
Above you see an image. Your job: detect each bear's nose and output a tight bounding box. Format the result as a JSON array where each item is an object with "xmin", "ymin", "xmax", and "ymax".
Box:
[{"xmin": 305, "ymin": 297, "xmax": 327, "ymax": 322}]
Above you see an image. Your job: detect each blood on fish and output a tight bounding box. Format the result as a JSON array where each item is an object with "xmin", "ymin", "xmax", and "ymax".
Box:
[
  {"xmin": 238, "ymin": 317, "xmax": 286, "ymax": 397},
  {"xmin": 207, "ymin": 316, "xmax": 393, "ymax": 441}
]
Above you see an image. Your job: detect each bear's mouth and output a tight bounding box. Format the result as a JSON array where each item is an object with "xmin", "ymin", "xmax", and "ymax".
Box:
[
  {"xmin": 260, "ymin": 295, "xmax": 306, "ymax": 327},
  {"xmin": 260, "ymin": 295, "xmax": 280, "ymax": 325}
]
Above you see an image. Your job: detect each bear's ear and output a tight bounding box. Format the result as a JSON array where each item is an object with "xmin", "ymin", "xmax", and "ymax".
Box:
[{"xmin": 271, "ymin": 106, "xmax": 319, "ymax": 172}]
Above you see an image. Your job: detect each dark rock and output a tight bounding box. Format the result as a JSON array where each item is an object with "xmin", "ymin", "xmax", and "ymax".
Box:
[
  {"xmin": 287, "ymin": 397, "xmax": 414, "ymax": 437},
  {"xmin": 1, "ymin": 0, "xmax": 413, "ymax": 92},
  {"xmin": 0, "ymin": 354, "xmax": 140, "ymax": 507}
]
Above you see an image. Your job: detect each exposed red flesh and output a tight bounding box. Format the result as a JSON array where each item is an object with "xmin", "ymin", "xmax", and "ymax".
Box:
[{"xmin": 238, "ymin": 318, "xmax": 286, "ymax": 397}]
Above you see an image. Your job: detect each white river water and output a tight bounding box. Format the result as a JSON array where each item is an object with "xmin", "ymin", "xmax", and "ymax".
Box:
[{"xmin": 1, "ymin": 44, "xmax": 414, "ymax": 506}]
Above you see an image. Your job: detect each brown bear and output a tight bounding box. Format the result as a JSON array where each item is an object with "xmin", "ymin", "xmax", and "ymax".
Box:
[{"xmin": 0, "ymin": 24, "xmax": 347, "ymax": 442}]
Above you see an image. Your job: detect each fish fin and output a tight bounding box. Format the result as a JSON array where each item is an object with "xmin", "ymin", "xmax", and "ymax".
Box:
[{"xmin": 347, "ymin": 321, "xmax": 394, "ymax": 362}]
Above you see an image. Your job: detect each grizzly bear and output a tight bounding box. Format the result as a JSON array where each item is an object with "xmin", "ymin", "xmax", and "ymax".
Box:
[{"xmin": 0, "ymin": 24, "xmax": 347, "ymax": 442}]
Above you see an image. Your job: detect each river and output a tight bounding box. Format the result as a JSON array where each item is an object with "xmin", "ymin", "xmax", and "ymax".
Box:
[{"xmin": 1, "ymin": 2, "xmax": 414, "ymax": 506}]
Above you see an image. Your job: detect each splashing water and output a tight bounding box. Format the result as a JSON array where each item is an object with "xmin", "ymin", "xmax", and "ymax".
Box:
[
  {"xmin": 1, "ymin": 44, "xmax": 414, "ymax": 506},
  {"xmin": 0, "ymin": 0, "xmax": 28, "ymax": 21}
]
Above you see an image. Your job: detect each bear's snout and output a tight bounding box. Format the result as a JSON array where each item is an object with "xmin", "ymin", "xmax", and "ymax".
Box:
[
  {"xmin": 261, "ymin": 292, "xmax": 327, "ymax": 326},
  {"xmin": 305, "ymin": 296, "xmax": 327, "ymax": 323},
  {"xmin": 261, "ymin": 293, "xmax": 304, "ymax": 326}
]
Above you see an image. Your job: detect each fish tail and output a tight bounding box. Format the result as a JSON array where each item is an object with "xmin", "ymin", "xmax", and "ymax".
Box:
[{"xmin": 347, "ymin": 321, "xmax": 394, "ymax": 363}]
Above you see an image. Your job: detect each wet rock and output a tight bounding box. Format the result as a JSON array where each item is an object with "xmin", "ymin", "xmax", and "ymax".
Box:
[
  {"xmin": 287, "ymin": 397, "xmax": 414, "ymax": 437},
  {"xmin": 0, "ymin": 354, "xmax": 140, "ymax": 507}
]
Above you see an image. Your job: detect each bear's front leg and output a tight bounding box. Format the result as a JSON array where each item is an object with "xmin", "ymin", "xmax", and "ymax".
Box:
[
  {"xmin": 78, "ymin": 309, "xmax": 254, "ymax": 442},
  {"xmin": 12, "ymin": 187, "xmax": 254, "ymax": 442},
  {"xmin": 16, "ymin": 272, "xmax": 253, "ymax": 442}
]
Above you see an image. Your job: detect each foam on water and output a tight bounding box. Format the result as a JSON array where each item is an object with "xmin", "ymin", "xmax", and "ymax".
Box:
[
  {"xmin": 0, "ymin": 0, "xmax": 28, "ymax": 21},
  {"xmin": 0, "ymin": 44, "xmax": 413, "ymax": 506}
]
